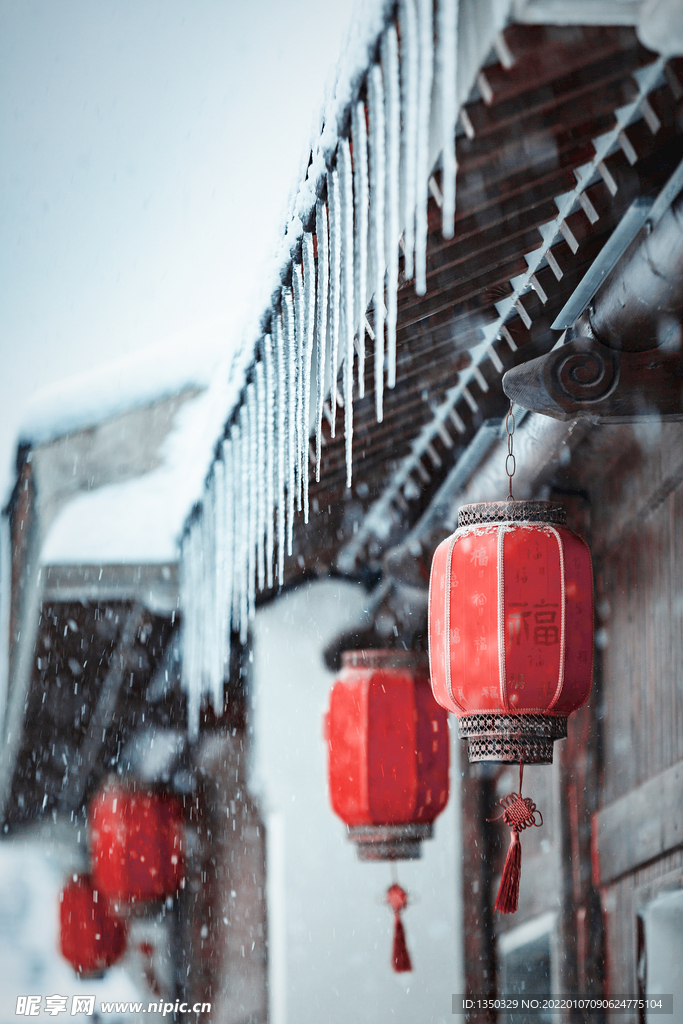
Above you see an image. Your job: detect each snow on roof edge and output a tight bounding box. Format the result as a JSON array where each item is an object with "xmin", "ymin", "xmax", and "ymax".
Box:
[
  {"xmin": 40, "ymin": 337, "xmax": 254, "ymax": 566},
  {"xmin": 18, "ymin": 322, "xmax": 233, "ymax": 449},
  {"xmin": 248, "ymin": 0, "xmax": 395, "ymax": 338}
]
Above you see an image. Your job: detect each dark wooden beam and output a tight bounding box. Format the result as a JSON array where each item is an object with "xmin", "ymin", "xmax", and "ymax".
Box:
[{"xmin": 592, "ymin": 760, "xmax": 683, "ymax": 885}]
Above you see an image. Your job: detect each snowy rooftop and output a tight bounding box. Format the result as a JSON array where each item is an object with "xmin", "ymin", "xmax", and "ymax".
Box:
[
  {"xmin": 18, "ymin": 323, "xmax": 232, "ymax": 449},
  {"xmin": 39, "ymin": 332, "xmax": 251, "ymax": 565}
]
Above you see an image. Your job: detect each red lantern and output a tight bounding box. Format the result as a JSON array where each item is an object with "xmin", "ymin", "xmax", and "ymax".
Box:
[
  {"xmin": 90, "ymin": 784, "xmax": 185, "ymax": 903},
  {"xmin": 428, "ymin": 500, "xmax": 593, "ymax": 911},
  {"xmin": 327, "ymin": 650, "xmax": 450, "ymax": 860},
  {"xmin": 429, "ymin": 500, "xmax": 593, "ymax": 762},
  {"xmin": 326, "ymin": 650, "xmax": 450, "ymax": 971},
  {"xmin": 59, "ymin": 875, "xmax": 126, "ymax": 977}
]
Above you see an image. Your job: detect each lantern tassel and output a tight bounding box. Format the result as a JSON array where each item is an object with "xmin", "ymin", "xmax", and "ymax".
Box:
[
  {"xmin": 386, "ymin": 883, "xmax": 412, "ymax": 972},
  {"xmin": 495, "ymin": 828, "xmax": 522, "ymax": 914},
  {"xmin": 491, "ymin": 762, "xmax": 543, "ymax": 915},
  {"xmin": 392, "ymin": 912, "xmax": 412, "ymax": 973}
]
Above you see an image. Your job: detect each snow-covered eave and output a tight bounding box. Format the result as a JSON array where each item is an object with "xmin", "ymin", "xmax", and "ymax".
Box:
[
  {"xmin": 174, "ymin": 0, "xmax": 665, "ymax": 741},
  {"xmin": 248, "ymin": 0, "xmax": 653, "ymax": 335},
  {"xmin": 182, "ymin": 0, "xmax": 653, "ymax": 547},
  {"xmin": 41, "ymin": 562, "xmax": 179, "ymax": 616},
  {"xmin": 192, "ymin": 0, "xmax": 516, "ymax": 489},
  {"xmin": 37, "ymin": 352, "xmax": 252, "ymax": 572},
  {"xmin": 16, "ymin": 325, "xmax": 231, "ymax": 452},
  {"xmin": 175, "ymin": 0, "xmax": 521, "ymax": 738}
]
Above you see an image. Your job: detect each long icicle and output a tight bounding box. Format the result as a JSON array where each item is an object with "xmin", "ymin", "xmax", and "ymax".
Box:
[
  {"xmin": 274, "ymin": 313, "xmax": 287, "ymax": 585},
  {"xmin": 283, "ymin": 288, "xmax": 297, "ymax": 556},
  {"xmin": 302, "ymin": 231, "xmax": 316, "ymax": 523},
  {"xmin": 215, "ymin": 463, "xmax": 226, "ymax": 714},
  {"xmin": 182, "ymin": 521, "xmax": 200, "ymax": 741},
  {"xmin": 339, "ymin": 137, "xmax": 355, "ymax": 488},
  {"xmin": 201, "ymin": 490, "xmax": 215, "ymax": 710},
  {"xmin": 198, "ymin": 493, "xmax": 210, "ymax": 708},
  {"xmin": 221, "ymin": 435, "xmax": 234, "ymax": 681},
  {"xmin": 315, "ymin": 197, "xmax": 329, "ymax": 482},
  {"xmin": 352, "ymin": 100, "xmax": 368, "ymax": 400},
  {"xmin": 292, "ymin": 265, "xmax": 304, "ymax": 513},
  {"xmin": 437, "ymin": 0, "xmax": 458, "ymax": 238},
  {"xmin": 239, "ymin": 406, "xmax": 249, "ymax": 642},
  {"xmin": 327, "ymin": 169, "xmax": 341, "ymax": 436},
  {"xmin": 255, "ymin": 359, "xmax": 266, "ymax": 591},
  {"xmin": 212, "ymin": 458, "xmax": 226, "ymax": 711},
  {"xmin": 191, "ymin": 516, "xmax": 204, "ymax": 739},
  {"xmin": 382, "ymin": 24, "xmax": 400, "ymax": 389},
  {"xmin": 180, "ymin": 530, "xmax": 198, "ymax": 740},
  {"xmin": 368, "ymin": 62, "xmax": 386, "ymax": 422},
  {"xmin": 231, "ymin": 421, "xmax": 245, "ymax": 644},
  {"xmin": 247, "ymin": 381, "xmax": 258, "ymax": 620},
  {"xmin": 197, "ymin": 514, "xmax": 208, "ymax": 728},
  {"xmin": 399, "ymin": 0, "xmax": 419, "ymax": 282},
  {"xmin": 264, "ymin": 333, "xmax": 275, "ymax": 589},
  {"xmin": 415, "ymin": 0, "xmax": 434, "ymax": 296},
  {"xmin": 195, "ymin": 513, "xmax": 208, "ymax": 730}
]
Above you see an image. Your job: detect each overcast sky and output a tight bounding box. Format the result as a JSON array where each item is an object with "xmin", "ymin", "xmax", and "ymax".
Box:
[{"xmin": 0, "ymin": 0, "xmax": 363, "ymax": 496}]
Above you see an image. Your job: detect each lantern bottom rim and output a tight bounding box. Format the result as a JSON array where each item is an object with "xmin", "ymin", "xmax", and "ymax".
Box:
[
  {"xmin": 457, "ymin": 713, "xmax": 568, "ymax": 764},
  {"xmin": 69, "ymin": 968, "xmax": 107, "ymax": 980},
  {"xmin": 347, "ymin": 823, "xmax": 433, "ymax": 861}
]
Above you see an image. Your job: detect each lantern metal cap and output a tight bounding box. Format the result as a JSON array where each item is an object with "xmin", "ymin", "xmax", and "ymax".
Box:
[
  {"xmin": 347, "ymin": 823, "xmax": 433, "ymax": 860},
  {"xmin": 341, "ymin": 649, "xmax": 428, "ymax": 671},
  {"xmin": 458, "ymin": 713, "xmax": 568, "ymax": 764},
  {"xmin": 457, "ymin": 500, "xmax": 567, "ymax": 528}
]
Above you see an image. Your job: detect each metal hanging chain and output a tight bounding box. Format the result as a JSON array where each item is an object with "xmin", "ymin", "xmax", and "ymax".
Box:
[{"xmin": 505, "ymin": 401, "xmax": 516, "ymax": 500}]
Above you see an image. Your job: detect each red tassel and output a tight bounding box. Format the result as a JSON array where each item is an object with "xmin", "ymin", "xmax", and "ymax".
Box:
[
  {"xmin": 495, "ymin": 829, "xmax": 521, "ymax": 914},
  {"xmin": 491, "ymin": 762, "xmax": 543, "ymax": 915},
  {"xmin": 386, "ymin": 883, "xmax": 412, "ymax": 973},
  {"xmin": 392, "ymin": 914, "xmax": 412, "ymax": 972}
]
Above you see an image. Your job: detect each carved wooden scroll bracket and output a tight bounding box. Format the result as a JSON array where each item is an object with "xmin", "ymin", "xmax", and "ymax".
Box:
[{"xmin": 502, "ymin": 335, "xmax": 683, "ymax": 422}]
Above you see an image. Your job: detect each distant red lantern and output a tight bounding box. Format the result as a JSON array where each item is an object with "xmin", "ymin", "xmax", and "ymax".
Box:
[
  {"xmin": 326, "ymin": 649, "xmax": 449, "ymax": 971},
  {"xmin": 327, "ymin": 649, "xmax": 450, "ymax": 858},
  {"xmin": 90, "ymin": 784, "xmax": 185, "ymax": 903},
  {"xmin": 59, "ymin": 875, "xmax": 126, "ymax": 977},
  {"xmin": 429, "ymin": 500, "xmax": 593, "ymax": 911}
]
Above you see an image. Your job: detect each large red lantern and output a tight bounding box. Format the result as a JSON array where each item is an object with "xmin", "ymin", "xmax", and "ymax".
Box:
[
  {"xmin": 428, "ymin": 500, "xmax": 593, "ymax": 910},
  {"xmin": 326, "ymin": 649, "xmax": 450, "ymax": 970},
  {"xmin": 59, "ymin": 875, "xmax": 126, "ymax": 977},
  {"xmin": 90, "ymin": 783, "xmax": 185, "ymax": 903},
  {"xmin": 429, "ymin": 500, "xmax": 593, "ymax": 761}
]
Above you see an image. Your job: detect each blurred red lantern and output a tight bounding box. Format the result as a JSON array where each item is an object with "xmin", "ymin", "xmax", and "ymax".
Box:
[
  {"xmin": 327, "ymin": 649, "xmax": 450, "ymax": 859},
  {"xmin": 326, "ymin": 649, "xmax": 450, "ymax": 969},
  {"xmin": 59, "ymin": 875, "xmax": 126, "ymax": 977},
  {"xmin": 90, "ymin": 784, "xmax": 185, "ymax": 903},
  {"xmin": 428, "ymin": 500, "xmax": 593, "ymax": 911}
]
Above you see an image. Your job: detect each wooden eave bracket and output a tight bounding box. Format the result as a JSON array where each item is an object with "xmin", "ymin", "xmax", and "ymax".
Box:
[{"xmin": 502, "ymin": 335, "xmax": 683, "ymax": 422}]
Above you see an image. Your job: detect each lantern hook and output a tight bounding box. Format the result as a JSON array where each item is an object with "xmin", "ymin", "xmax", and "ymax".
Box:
[{"xmin": 505, "ymin": 401, "xmax": 516, "ymax": 500}]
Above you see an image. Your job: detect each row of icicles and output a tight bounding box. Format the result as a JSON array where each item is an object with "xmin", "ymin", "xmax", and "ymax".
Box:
[{"xmin": 180, "ymin": 0, "xmax": 460, "ymax": 737}]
